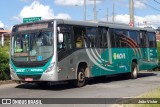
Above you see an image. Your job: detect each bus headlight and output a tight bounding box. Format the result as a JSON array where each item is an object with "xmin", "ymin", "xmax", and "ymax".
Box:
[
  {"xmin": 9, "ymin": 64, "xmax": 15, "ymax": 73},
  {"xmin": 45, "ymin": 62, "xmax": 55, "ymax": 73}
]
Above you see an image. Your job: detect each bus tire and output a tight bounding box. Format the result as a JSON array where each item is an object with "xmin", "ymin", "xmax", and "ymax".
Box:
[
  {"xmin": 75, "ymin": 67, "xmax": 86, "ymax": 87},
  {"xmin": 130, "ymin": 62, "xmax": 138, "ymax": 79}
]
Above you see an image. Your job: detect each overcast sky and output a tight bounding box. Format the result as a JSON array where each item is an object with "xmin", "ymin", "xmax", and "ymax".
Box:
[{"xmin": 0, "ymin": 0, "xmax": 160, "ymax": 29}]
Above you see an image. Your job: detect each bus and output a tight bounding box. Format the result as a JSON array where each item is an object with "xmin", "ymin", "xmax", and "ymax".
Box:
[{"xmin": 9, "ymin": 19, "xmax": 158, "ymax": 87}]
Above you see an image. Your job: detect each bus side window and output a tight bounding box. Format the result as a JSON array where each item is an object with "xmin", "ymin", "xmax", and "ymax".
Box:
[
  {"xmin": 97, "ymin": 28, "xmax": 103, "ymax": 48},
  {"xmin": 128, "ymin": 30, "xmax": 140, "ymax": 47},
  {"xmin": 148, "ymin": 32, "xmax": 156, "ymax": 48},
  {"xmin": 73, "ymin": 27, "xmax": 86, "ymax": 48},
  {"xmin": 109, "ymin": 29, "xmax": 116, "ymax": 47},
  {"xmin": 97, "ymin": 27, "xmax": 108, "ymax": 48},
  {"xmin": 140, "ymin": 31, "xmax": 148, "ymax": 48},
  {"xmin": 63, "ymin": 33, "xmax": 72, "ymax": 49},
  {"xmin": 114, "ymin": 29, "xmax": 127, "ymax": 48},
  {"xmin": 102, "ymin": 28, "xmax": 108, "ymax": 48},
  {"xmin": 86, "ymin": 27, "xmax": 97, "ymax": 48}
]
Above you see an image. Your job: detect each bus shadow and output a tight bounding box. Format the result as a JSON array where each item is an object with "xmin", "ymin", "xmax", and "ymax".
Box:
[
  {"xmin": 15, "ymin": 72, "xmax": 157, "ymax": 90},
  {"xmin": 138, "ymin": 72, "xmax": 157, "ymax": 78},
  {"xmin": 87, "ymin": 72, "xmax": 157, "ymax": 85},
  {"xmin": 15, "ymin": 82, "xmax": 77, "ymax": 91}
]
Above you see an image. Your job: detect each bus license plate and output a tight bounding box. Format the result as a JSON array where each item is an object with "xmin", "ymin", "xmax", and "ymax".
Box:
[{"xmin": 25, "ymin": 78, "xmax": 33, "ymax": 81}]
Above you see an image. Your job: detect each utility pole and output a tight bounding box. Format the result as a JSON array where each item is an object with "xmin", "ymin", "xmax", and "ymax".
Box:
[
  {"xmin": 129, "ymin": 0, "xmax": 134, "ymax": 27},
  {"xmin": 84, "ymin": 0, "xmax": 86, "ymax": 21},
  {"xmin": 112, "ymin": 3, "xmax": 115, "ymax": 23},
  {"xmin": 94, "ymin": 0, "xmax": 97, "ymax": 21},
  {"xmin": 1, "ymin": 34, "xmax": 4, "ymax": 47}
]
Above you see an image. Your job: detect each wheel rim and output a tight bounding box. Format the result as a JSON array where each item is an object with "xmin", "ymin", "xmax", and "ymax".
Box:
[
  {"xmin": 133, "ymin": 67, "xmax": 137, "ymax": 77},
  {"xmin": 78, "ymin": 72, "xmax": 85, "ymax": 82}
]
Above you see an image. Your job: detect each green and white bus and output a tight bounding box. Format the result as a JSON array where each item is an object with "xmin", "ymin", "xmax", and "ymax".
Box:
[{"xmin": 10, "ymin": 19, "xmax": 158, "ymax": 87}]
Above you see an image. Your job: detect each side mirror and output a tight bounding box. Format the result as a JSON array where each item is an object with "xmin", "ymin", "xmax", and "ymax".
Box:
[{"xmin": 58, "ymin": 33, "xmax": 63, "ymax": 43}]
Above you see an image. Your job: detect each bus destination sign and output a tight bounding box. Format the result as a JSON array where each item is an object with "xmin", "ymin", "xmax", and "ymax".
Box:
[{"xmin": 18, "ymin": 23, "xmax": 48, "ymax": 31}]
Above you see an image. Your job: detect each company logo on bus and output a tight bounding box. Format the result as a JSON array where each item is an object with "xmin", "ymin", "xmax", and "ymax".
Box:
[
  {"xmin": 16, "ymin": 69, "xmax": 43, "ymax": 72},
  {"xmin": 16, "ymin": 69, "xmax": 25, "ymax": 72},
  {"xmin": 113, "ymin": 53, "xmax": 126, "ymax": 60}
]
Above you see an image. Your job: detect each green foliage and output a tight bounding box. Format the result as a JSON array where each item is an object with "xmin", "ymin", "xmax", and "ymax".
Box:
[
  {"xmin": 157, "ymin": 42, "xmax": 160, "ymax": 64},
  {"xmin": 0, "ymin": 41, "xmax": 10, "ymax": 80},
  {"xmin": 156, "ymin": 42, "xmax": 160, "ymax": 71}
]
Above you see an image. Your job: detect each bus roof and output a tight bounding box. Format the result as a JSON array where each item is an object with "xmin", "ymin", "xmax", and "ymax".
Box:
[{"xmin": 13, "ymin": 19, "xmax": 155, "ymax": 32}]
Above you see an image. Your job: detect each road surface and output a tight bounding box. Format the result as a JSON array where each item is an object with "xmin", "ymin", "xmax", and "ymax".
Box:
[{"xmin": 0, "ymin": 71, "xmax": 160, "ymax": 107}]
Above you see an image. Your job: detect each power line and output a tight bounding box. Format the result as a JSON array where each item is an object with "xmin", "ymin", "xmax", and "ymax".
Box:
[
  {"xmin": 137, "ymin": 0, "xmax": 160, "ymax": 12},
  {"xmin": 154, "ymin": 0, "xmax": 160, "ymax": 5},
  {"xmin": 143, "ymin": 2, "xmax": 160, "ymax": 12},
  {"xmin": 119, "ymin": 14, "xmax": 154, "ymax": 25}
]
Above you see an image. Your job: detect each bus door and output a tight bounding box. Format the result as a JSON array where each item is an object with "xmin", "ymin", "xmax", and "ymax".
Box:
[
  {"xmin": 140, "ymin": 31, "xmax": 150, "ymax": 62},
  {"xmin": 147, "ymin": 32, "xmax": 157, "ymax": 62},
  {"xmin": 57, "ymin": 25, "xmax": 74, "ymax": 78}
]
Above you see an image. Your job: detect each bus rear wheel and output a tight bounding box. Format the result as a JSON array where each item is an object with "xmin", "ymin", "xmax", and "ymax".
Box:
[
  {"xmin": 130, "ymin": 62, "xmax": 138, "ymax": 79},
  {"xmin": 75, "ymin": 68, "xmax": 86, "ymax": 87}
]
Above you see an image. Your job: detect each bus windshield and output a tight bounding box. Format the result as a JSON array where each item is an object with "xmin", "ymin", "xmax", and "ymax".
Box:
[{"xmin": 11, "ymin": 31, "xmax": 53, "ymax": 62}]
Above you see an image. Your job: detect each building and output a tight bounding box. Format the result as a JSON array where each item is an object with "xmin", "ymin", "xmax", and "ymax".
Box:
[
  {"xmin": 0, "ymin": 29, "xmax": 11, "ymax": 46},
  {"xmin": 156, "ymin": 28, "xmax": 160, "ymax": 41},
  {"xmin": 0, "ymin": 29, "xmax": 11, "ymax": 39},
  {"xmin": 156, "ymin": 34, "xmax": 160, "ymax": 41}
]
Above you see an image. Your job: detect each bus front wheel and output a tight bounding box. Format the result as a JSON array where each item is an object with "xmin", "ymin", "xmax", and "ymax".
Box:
[{"xmin": 75, "ymin": 68, "xmax": 86, "ymax": 87}]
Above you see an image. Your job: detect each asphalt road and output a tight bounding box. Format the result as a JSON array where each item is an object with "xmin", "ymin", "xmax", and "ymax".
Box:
[{"xmin": 0, "ymin": 71, "xmax": 160, "ymax": 107}]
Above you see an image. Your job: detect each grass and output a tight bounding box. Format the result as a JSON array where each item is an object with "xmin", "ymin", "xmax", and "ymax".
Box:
[
  {"xmin": 151, "ymin": 42, "xmax": 160, "ymax": 71},
  {"xmin": 123, "ymin": 88, "xmax": 160, "ymax": 107},
  {"xmin": 157, "ymin": 42, "xmax": 160, "ymax": 64}
]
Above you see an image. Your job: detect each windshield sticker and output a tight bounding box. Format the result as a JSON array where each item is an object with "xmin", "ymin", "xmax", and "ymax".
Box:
[
  {"xmin": 15, "ymin": 53, "xmax": 28, "ymax": 57},
  {"xmin": 37, "ymin": 56, "xmax": 43, "ymax": 61},
  {"xmin": 15, "ymin": 48, "xmax": 23, "ymax": 53}
]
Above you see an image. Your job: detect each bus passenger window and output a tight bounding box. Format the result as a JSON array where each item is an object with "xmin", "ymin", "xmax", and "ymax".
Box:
[
  {"xmin": 109, "ymin": 29, "xmax": 116, "ymax": 47},
  {"xmin": 73, "ymin": 27, "xmax": 86, "ymax": 49},
  {"xmin": 102, "ymin": 28, "xmax": 108, "ymax": 48},
  {"xmin": 140, "ymin": 32, "xmax": 148, "ymax": 48},
  {"xmin": 148, "ymin": 32, "xmax": 156, "ymax": 48},
  {"xmin": 86, "ymin": 27, "xmax": 97, "ymax": 48},
  {"xmin": 129, "ymin": 30, "xmax": 140, "ymax": 47},
  {"xmin": 114, "ymin": 29, "xmax": 127, "ymax": 48}
]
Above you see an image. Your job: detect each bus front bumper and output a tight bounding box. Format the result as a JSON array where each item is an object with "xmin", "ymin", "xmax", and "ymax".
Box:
[{"xmin": 10, "ymin": 69, "xmax": 58, "ymax": 82}]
